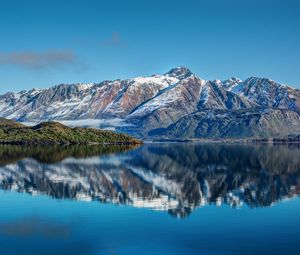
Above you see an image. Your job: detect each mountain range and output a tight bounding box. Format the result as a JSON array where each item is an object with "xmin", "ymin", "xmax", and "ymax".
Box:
[{"xmin": 1, "ymin": 67, "xmax": 300, "ymax": 139}]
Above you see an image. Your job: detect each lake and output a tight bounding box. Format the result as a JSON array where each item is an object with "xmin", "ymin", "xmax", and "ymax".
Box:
[{"xmin": 0, "ymin": 143, "xmax": 300, "ymax": 255}]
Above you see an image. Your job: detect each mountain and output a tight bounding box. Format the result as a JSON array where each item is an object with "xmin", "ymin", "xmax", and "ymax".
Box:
[
  {"xmin": 0, "ymin": 69, "xmax": 183, "ymax": 121},
  {"xmin": 1, "ymin": 67, "xmax": 300, "ymax": 139},
  {"xmin": 0, "ymin": 119, "xmax": 140, "ymax": 145},
  {"xmin": 124, "ymin": 79, "xmax": 256, "ymax": 137},
  {"xmin": 150, "ymin": 108, "xmax": 300, "ymax": 139},
  {"xmin": 220, "ymin": 77, "xmax": 300, "ymax": 113}
]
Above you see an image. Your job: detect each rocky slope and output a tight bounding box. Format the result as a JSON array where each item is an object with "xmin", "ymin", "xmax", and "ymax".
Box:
[
  {"xmin": 150, "ymin": 108, "xmax": 300, "ymax": 139},
  {"xmin": 221, "ymin": 77, "xmax": 300, "ymax": 113},
  {"xmin": 1, "ymin": 67, "xmax": 300, "ymax": 139}
]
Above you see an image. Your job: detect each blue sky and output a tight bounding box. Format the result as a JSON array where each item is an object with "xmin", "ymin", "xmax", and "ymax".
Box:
[{"xmin": 0, "ymin": 0, "xmax": 299, "ymax": 94}]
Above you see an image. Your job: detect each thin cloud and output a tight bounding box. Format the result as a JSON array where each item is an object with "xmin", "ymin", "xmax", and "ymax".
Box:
[
  {"xmin": 0, "ymin": 50, "xmax": 78, "ymax": 71},
  {"xmin": 102, "ymin": 32, "xmax": 127, "ymax": 48}
]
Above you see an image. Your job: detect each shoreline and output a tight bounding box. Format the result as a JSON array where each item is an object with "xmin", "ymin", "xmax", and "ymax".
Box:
[
  {"xmin": 147, "ymin": 138, "xmax": 300, "ymax": 144},
  {"xmin": 0, "ymin": 140, "xmax": 143, "ymax": 146}
]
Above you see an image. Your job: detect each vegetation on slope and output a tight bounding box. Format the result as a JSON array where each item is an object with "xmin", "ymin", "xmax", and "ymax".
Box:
[{"xmin": 0, "ymin": 118, "xmax": 141, "ymax": 145}]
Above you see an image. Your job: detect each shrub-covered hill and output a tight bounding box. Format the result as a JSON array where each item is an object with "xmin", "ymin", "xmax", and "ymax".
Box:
[{"xmin": 0, "ymin": 118, "xmax": 141, "ymax": 145}]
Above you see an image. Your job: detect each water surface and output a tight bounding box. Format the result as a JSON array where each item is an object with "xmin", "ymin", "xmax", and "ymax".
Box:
[{"xmin": 0, "ymin": 143, "xmax": 300, "ymax": 255}]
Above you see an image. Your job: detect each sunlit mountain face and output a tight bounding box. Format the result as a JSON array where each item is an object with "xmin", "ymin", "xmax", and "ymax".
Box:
[
  {"xmin": 1, "ymin": 67, "xmax": 300, "ymax": 139},
  {"xmin": 0, "ymin": 143, "xmax": 300, "ymax": 218}
]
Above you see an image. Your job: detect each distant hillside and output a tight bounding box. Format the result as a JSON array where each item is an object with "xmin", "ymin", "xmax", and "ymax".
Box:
[
  {"xmin": 0, "ymin": 118, "xmax": 141, "ymax": 145},
  {"xmin": 149, "ymin": 108, "xmax": 300, "ymax": 140},
  {"xmin": 0, "ymin": 117, "xmax": 25, "ymax": 128}
]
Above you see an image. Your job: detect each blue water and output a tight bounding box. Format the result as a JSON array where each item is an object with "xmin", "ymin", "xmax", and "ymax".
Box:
[{"xmin": 0, "ymin": 143, "xmax": 299, "ymax": 255}]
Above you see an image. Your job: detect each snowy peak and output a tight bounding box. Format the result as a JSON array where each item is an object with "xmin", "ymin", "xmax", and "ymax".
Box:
[
  {"xmin": 221, "ymin": 77, "xmax": 243, "ymax": 91},
  {"xmin": 222, "ymin": 76, "xmax": 300, "ymax": 113},
  {"xmin": 165, "ymin": 67, "xmax": 193, "ymax": 80},
  {"xmin": 197, "ymin": 80, "xmax": 255, "ymax": 111},
  {"xmin": 77, "ymin": 83, "xmax": 94, "ymax": 91},
  {"xmin": 231, "ymin": 77, "xmax": 286, "ymax": 94},
  {"xmin": 132, "ymin": 74, "xmax": 179, "ymax": 87}
]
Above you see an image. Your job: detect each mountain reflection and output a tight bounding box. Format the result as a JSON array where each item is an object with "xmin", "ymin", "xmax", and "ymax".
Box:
[
  {"xmin": 0, "ymin": 143, "xmax": 300, "ymax": 218},
  {"xmin": 0, "ymin": 144, "xmax": 138, "ymax": 165}
]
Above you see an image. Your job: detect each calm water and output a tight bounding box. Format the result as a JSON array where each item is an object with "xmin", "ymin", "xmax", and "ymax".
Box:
[{"xmin": 0, "ymin": 143, "xmax": 300, "ymax": 255}]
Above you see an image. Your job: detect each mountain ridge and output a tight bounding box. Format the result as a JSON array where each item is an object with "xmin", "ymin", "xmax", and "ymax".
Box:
[{"xmin": 1, "ymin": 67, "xmax": 300, "ymax": 139}]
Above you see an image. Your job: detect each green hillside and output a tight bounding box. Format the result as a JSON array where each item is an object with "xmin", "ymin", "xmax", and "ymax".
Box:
[{"xmin": 0, "ymin": 119, "xmax": 141, "ymax": 145}]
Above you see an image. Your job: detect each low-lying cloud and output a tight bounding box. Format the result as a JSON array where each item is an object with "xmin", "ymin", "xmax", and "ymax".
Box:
[{"xmin": 0, "ymin": 50, "xmax": 77, "ymax": 71}]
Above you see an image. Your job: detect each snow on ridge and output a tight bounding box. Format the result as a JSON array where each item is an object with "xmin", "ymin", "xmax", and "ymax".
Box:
[
  {"xmin": 199, "ymin": 82, "xmax": 211, "ymax": 104},
  {"xmin": 221, "ymin": 77, "xmax": 243, "ymax": 92},
  {"xmin": 76, "ymin": 83, "xmax": 94, "ymax": 91},
  {"xmin": 132, "ymin": 75, "xmax": 179, "ymax": 88},
  {"xmin": 127, "ymin": 80, "xmax": 185, "ymax": 117},
  {"xmin": 214, "ymin": 79, "xmax": 222, "ymax": 85}
]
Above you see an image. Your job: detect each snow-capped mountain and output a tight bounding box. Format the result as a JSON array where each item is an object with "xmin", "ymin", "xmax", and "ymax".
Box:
[
  {"xmin": 220, "ymin": 77, "xmax": 300, "ymax": 113},
  {"xmin": 0, "ymin": 67, "xmax": 300, "ymax": 139}
]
